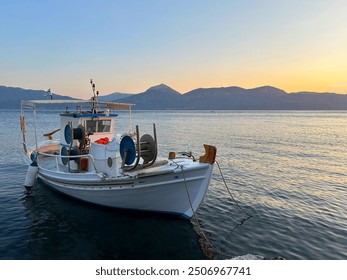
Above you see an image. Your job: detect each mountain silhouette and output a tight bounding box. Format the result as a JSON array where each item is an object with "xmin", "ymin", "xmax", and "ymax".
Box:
[
  {"xmin": 120, "ymin": 84, "xmax": 182, "ymax": 109},
  {"xmin": 1, "ymin": 84, "xmax": 346, "ymax": 110},
  {"xmin": 0, "ymin": 86, "xmax": 73, "ymax": 109}
]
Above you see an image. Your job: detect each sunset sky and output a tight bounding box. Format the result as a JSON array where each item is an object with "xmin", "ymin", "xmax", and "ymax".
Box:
[{"xmin": 1, "ymin": 0, "xmax": 347, "ymax": 98}]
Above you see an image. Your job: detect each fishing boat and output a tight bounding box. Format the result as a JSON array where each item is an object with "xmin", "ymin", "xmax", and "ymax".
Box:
[{"xmin": 20, "ymin": 81, "xmax": 216, "ymax": 219}]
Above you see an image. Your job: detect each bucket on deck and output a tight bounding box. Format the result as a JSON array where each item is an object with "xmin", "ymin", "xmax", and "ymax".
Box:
[{"xmin": 81, "ymin": 157, "xmax": 89, "ymax": 171}]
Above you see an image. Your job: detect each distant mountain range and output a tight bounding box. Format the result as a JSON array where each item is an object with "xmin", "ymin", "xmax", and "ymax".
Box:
[{"xmin": 1, "ymin": 84, "xmax": 346, "ymax": 110}]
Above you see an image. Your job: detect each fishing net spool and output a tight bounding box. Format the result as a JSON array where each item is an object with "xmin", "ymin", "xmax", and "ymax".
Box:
[
  {"xmin": 139, "ymin": 134, "xmax": 157, "ymax": 164},
  {"xmin": 120, "ymin": 124, "xmax": 157, "ymax": 170},
  {"xmin": 62, "ymin": 124, "xmax": 86, "ymax": 166},
  {"xmin": 64, "ymin": 124, "xmax": 86, "ymax": 145},
  {"xmin": 119, "ymin": 135, "xmax": 136, "ymax": 166},
  {"xmin": 61, "ymin": 146, "xmax": 81, "ymax": 165}
]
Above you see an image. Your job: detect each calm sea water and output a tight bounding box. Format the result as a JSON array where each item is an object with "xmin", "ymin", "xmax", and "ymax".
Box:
[{"xmin": 0, "ymin": 110, "xmax": 346, "ymax": 260}]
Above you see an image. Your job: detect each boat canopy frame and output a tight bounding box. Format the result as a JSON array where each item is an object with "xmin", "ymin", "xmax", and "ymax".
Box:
[{"xmin": 20, "ymin": 99, "xmax": 135, "ymax": 157}]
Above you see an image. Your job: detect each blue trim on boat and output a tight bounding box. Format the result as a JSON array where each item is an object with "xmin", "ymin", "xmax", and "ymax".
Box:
[{"xmin": 60, "ymin": 113, "xmax": 118, "ymax": 118}]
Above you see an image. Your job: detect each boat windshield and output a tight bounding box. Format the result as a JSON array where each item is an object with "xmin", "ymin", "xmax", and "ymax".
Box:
[{"xmin": 85, "ymin": 119, "xmax": 111, "ymax": 133}]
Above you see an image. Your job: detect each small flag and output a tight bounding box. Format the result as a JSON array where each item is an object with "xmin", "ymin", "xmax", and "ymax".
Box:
[{"xmin": 44, "ymin": 88, "xmax": 53, "ymax": 100}]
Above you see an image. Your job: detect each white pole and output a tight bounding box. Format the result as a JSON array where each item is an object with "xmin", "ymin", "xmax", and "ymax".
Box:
[
  {"xmin": 33, "ymin": 104, "xmax": 38, "ymax": 150},
  {"xmin": 129, "ymin": 106, "xmax": 132, "ymax": 134}
]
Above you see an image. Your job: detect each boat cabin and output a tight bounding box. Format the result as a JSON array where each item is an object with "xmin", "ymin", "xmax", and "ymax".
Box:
[
  {"xmin": 21, "ymin": 98, "xmax": 158, "ymax": 178},
  {"xmin": 57, "ymin": 109, "xmax": 122, "ymax": 176},
  {"xmin": 59, "ymin": 110, "xmax": 118, "ymax": 145}
]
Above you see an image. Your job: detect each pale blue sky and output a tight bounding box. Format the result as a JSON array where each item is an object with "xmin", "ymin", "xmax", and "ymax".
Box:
[{"xmin": 1, "ymin": 0, "xmax": 347, "ymax": 98}]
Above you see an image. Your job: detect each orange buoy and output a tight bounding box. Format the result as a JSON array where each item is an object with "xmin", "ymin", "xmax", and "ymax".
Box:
[{"xmin": 95, "ymin": 137, "xmax": 109, "ymax": 145}]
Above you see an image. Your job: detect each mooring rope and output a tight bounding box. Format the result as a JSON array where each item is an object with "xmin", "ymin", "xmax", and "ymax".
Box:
[
  {"xmin": 215, "ymin": 160, "xmax": 253, "ymax": 219},
  {"xmin": 173, "ymin": 158, "xmax": 253, "ymax": 259},
  {"xmin": 178, "ymin": 164, "xmax": 232, "ymax": 258}
]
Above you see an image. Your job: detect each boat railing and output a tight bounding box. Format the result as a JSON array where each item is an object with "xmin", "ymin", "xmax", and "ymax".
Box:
[{"xmin": 36, "ymin": 151, "xmax": 99, "ymax": 173}]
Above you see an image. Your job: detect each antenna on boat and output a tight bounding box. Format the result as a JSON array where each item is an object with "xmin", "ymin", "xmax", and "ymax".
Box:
[
  {"xmin": 90, "ymin": 79, "xmax": 96, "ymax": 96},
  {"xmin": 90, "ymin": 79, "xmax": 99, "ymax": 113}
]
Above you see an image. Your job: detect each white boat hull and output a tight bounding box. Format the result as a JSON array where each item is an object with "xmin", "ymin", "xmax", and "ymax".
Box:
[{"xmin": 38, "ymin": 161, "xmax": 213, "ymax": 219}]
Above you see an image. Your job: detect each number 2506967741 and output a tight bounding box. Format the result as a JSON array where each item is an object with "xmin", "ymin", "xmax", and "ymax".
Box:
[{"xmin": 187, "ymin": 266, "xmax": 251, "ymax": 276}]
